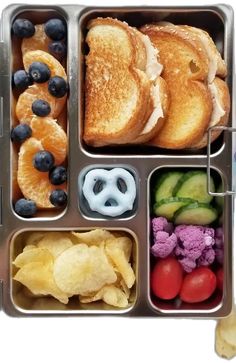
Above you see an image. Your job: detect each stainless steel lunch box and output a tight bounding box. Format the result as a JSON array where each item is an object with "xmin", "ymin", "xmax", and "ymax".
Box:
[{"xmin": 0, "ymin": 3, "xmax": 234, "ymax": 317}]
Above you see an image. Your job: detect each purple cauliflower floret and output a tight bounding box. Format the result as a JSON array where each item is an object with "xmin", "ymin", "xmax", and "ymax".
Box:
[
  {"xmin": 178, "ymin": 257, "xmax": 197, "ymax": 273},
  {"xmin": 214, "ymin": 227, "xmax": 224, "ymax": 265},
  {"xmin": 215, "ymin": 248, "xmax": 224, "ymax": 265},
  {"xmin": 197, "ymin": 247, "xmax": 216, "ymax": 267},
  {"xmin": 174, "ymin": 225, "xmax": 216, "ymax": 272},
  {"xmin": 151, "ymin": 218, "xmax": 177, "ymax": 258},
  {"xmin": 152, "ymin": 217, "xmax": 174, "ymax": 234},
  {"xmin": 151, "ymin": 231, "xmax": 177, "ymax": 258}
]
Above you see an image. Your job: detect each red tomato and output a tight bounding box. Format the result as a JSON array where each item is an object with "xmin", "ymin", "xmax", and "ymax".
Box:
[
  {"xmin": 216, "ymin": 267, "xmax": 224, "ymax": 292},
  {"xmin": 180, "ymin": 267, "xmax": 217, "ymax": 303},
  {"xmin": 151, "ymin": 257, "xmax": 183, "ymax": 300}
]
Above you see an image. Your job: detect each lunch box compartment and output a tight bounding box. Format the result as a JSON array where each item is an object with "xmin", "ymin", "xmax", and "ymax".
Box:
[
  {"xmin": 10, "ymin": 228, "xmax": 138, "ymax": 314},
  {"xmin": 78, "ymin": 164, "xmax": 139, "ymax": 220},
  {"xmin": 148, "ymin": 166, "xmax": 232, "ymax": 315},
  {"xmin": 10, "ymin": 8, "xmax": 69, "ymax": 219},
  {"xmin": 79, "ymin": 6, "xmax": 232, "ymax": 158}
]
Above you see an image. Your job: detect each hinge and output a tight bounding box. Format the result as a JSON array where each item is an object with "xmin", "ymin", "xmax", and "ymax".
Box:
[{"xmin": 207, "ymin": 126, "xmax": 235, "ymax": 196}]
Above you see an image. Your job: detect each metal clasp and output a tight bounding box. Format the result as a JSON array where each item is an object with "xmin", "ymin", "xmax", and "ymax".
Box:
[{"xmin": 207, "ymin": 125, "xmax": 236, "ymax": 196}]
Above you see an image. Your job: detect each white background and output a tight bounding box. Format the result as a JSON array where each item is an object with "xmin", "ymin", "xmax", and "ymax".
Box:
[{"xmin": 0, "ymin": 0, "xmax": 235, "ymax": 362}]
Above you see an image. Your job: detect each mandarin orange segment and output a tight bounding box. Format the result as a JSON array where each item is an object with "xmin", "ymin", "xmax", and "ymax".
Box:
[
  {"xmin": 23, "ymin": 50, "xmax": 67, "ymax": 79},
  {"xmin": 22, "ymin": 24, "xmax": 51, "ymax": 55},
  {"xmin": 17, "ymin": 138, "xmax": 66, "ymax": 209},
  {"xmin": 16, "ymin": 83, "xmax": 66, "ymax": 124},
  {"xmin": 31, "ymin": 116, "xmax": 67, "ymax": 165}
]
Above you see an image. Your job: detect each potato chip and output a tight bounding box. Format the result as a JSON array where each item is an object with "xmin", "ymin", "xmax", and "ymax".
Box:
[
  {"xmin": 106, "ymin": 236, "xmax": 132, "ymax": 261},
  {"xmin": 23, "ymin": 245, "xmax": 37, "ymax": 252},
  {"xmin": 13, "ymin": 248, "xmax": 53, "ymax": 268},
  {"xmin": 37, "ymin": 233, "xmax": 73, "ymax": 258},
  {"xmin": 215, "ymin": 322, "xmax": 236, "ymax": 359},
  {"xmin": 218, "ymin": 310, "xmax": 236, "ymax": 347},
  {"xmin": 80, "ymin": 285, "xmax": 128, "ymax": 308},
  {"xmin": 25, "ymin": 232, "xmax": 46, "ymax": 245},
  {"xmin": 72, "ymin": 229, "xmax": 114, "ymax": 246},
  {"xmin": 14, "ymin": 261, "xmax": 69, "ymax": 304},
  {"xmin": 120, "ymin": 279, "xmax": 131, "ymax": 298},
  {"xmin": 53, "ymin": 244, "xmax": 117, "ymax": 295},
  {"xmin": 102, "ymin": 286, "xmax": 128, "ymax": 308},
  {"xmin": 105, "ymin": 243, "xmax": 135, "ymax": 288}
]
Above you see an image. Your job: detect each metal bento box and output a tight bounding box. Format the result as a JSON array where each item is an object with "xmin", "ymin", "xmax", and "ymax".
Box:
[{"xmin": 0, "ymin": 3, "xmax": 234, "ymax": 317}]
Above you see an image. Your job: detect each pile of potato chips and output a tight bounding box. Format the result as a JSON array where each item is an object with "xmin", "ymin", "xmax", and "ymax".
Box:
[
  {"xmin": 215, "ymin": 308, "xmax": 236, "ymax": 359},
  {"xmin": 13, "ymin": 230, "xmax": 136, "ymax": 308}
]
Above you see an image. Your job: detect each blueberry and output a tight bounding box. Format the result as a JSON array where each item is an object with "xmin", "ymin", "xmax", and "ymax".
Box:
[
  {"xmin": 48, "ymin": 76, "xmax": 68, "ymax": 98},
  {"xmin": 13, "ymin": 70, "xmax": 32, "ymax": 90},
  {"xmin": 33, "ymin": 151, "xmax": 55, "ymax": 172},
  {"xmin": 15, "ymin": 198, "xmax": 37, "ymax": 217},
  {"xmin": 49, "ymin": 189, "xmax": 67, "ymax": 207},
  {"xmin": 12, "ymin": 19, "xmax": 35, "ymax": 38},
  {"xmin": 48, "ymin": 41, "xmax": 67, "ymax": 61},
  {"xmin": 11, "ymin": 124, "xmax": 32, "ymax": 143},
  {"xmin": 49, "ymin": 166, "xmax": 67, "ymax": 185},
  {"xmin": 29, "ymin": 62, "xmax": 51, "ymax": 83},
  {"xmin": 32, "ymin": 99, "xmax": 51, "ymax": 116},
  {"xmin": 44, "ymin": 19, "xmax": 66, "ymax": 41}
]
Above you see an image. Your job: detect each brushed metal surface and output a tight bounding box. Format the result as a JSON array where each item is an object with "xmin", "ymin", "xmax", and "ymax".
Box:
[{"xmin": 0, "ymin": 4, "xmax": 233, "ymax": 317}]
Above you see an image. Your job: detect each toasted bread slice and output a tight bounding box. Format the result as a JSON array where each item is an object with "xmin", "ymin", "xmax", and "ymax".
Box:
[
  {"xmin": 191, "ymin": 77, "xmax": 230, "ymax": 149},
  {"xmin": 179, "ymin": 25, "xmax": 227, "ymax": 83},
  {"xmin": 141, "ymin": 24, "xmax": 212, "ymax": 149},
  {"xmin": 84, "ymin": 18, "xmax": 153, "ymax": 146},
  {"xmin": 132, "ymin": 77, "xmax": 169, "ymax": 144}
]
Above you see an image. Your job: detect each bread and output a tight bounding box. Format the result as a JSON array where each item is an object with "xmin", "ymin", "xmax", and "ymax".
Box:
[
  {"xmin": 141, "ymin": 24, "xmax": 213, "ymax": 149},
  {"xmin": 84, "ymin": 18, "xmax": 152, "ymax": 146},
  {"xmin": 191, "ymin": 76, "xmax": 230, "ymax": 148},
  {"xmin": 141, "ymin": 23, "xmax": 230, "ymax": 149},
  {"xmin": 83, "ymin": 18, "xmax": 167, "ymax": 147},
  {"xmin": 179, "ymin": 26, "xmax": 229, "ymax": 149}
]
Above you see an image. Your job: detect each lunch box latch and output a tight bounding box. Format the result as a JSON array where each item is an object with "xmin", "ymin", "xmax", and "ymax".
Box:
[{"xmin": 207, "ymin": 126, "xmax": 235, "ymax": 196}]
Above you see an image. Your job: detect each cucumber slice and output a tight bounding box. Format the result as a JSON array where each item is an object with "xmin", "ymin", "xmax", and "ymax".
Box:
[
  {"xmin": 154, "ymin": 172, "xmax": 184, "ymax": 202},
  {"xmin": 215, "ymin": 184, "xmax": 224, "ymax": 210},
  {"xmin": 174, "ymin": 202, "xmax": 218, "ymax": 225},
  {"xmin": 172, "ymin": 171, "xmax": 215, "ymax": 203},
  {"xmin": 153, "ymin": 197, "xmax": 195, "ymax": 220}
]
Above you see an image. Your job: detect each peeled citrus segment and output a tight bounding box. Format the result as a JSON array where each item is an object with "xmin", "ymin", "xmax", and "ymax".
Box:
[
  {"xmin": 31, "ymin": 116, "xmax": 67, "ymax": 164},
  {"xmin": 17, "ymin": 137, "xmax": 66, "ymax": 208},
  {"xmin": 22, "ymin": 24, "xmax": 51, "ymax": 54},
  {"xmin": 23, "ymin": 50, "xmax": 67, "ymax": 79},
  {"xmin": 16, "ymin": 83, "xmax": 66, "ymax": 124}
]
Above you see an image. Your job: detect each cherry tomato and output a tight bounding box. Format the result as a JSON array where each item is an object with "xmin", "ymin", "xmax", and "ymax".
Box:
[
  {"xmin": 216, "ymin": 267, "xmax": 224, "ymax": 292},
  {"xmin": 180, "ymin": 267, "xmax": 217, "ymax": 303},
  {"xmin": 151, "ymin": 257, "xmax": 183, "ymax": 300}
]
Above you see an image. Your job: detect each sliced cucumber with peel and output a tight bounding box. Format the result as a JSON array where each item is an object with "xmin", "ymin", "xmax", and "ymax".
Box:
[
  {"xmin": 154, "ymin": 172, "xmax": 184, "ymax": 202},
  {"xmin": 172, "ymin": 171, "xmax": 215, "ymax": 203},
  {"xmin": 174, "ymin": 202, "xmax": 218, "ymax": 225},
  {"xmin": 153, "ymin": 197, "xmax": 195, "ymax": 220}
]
